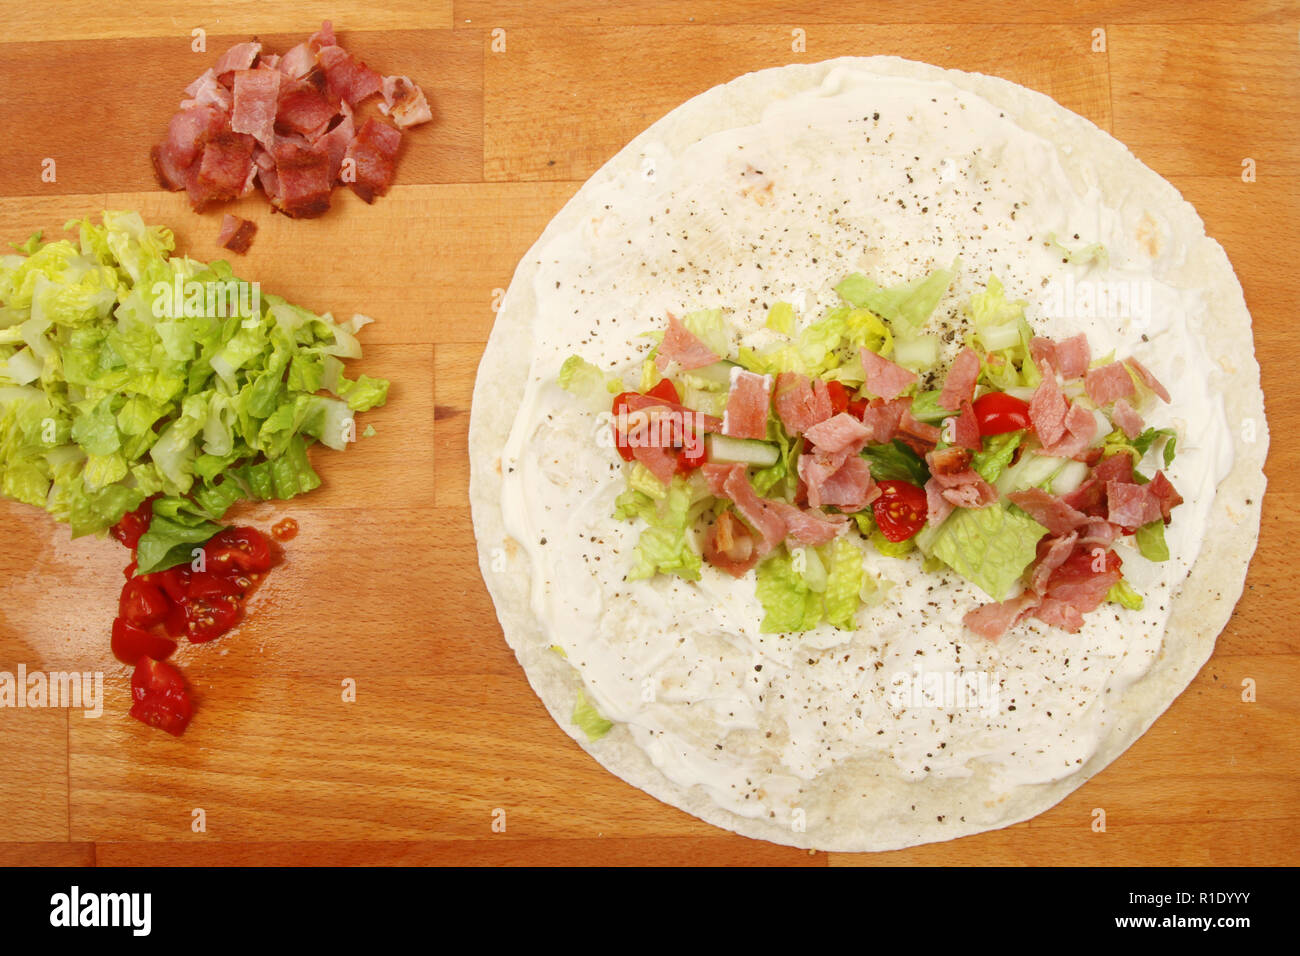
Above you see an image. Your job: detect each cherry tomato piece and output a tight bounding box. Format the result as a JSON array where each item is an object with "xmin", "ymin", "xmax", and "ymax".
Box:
[
  {"xmin": 184, "ymin": 597, "xmax": 243, "ymax": 644},
  {"xmin": 204, "ymin": 527, "xmax": 273, "ymax": 575},
  {"xmin": 825, "ymin": 380, "xmax": 851, "ymax": 417},
  {"xmin": 110, "ymin": 499, "xmax": 154, "ymax": 550},
  {"xmin": 152, "ymin": 565, "xmax": 193, "ymax": 604},
  {"xmin": 111, "ymin": 618, "xmax": 177, "ymax": 666},
  {"xmin": 128, "ymin": 658, "xmax": 193, "ymax": 737},
  {"xmin": 871, "ymin": 479, "xmax": 929, "ymax": 542},
  {"xmin": 644, "ymin": 378, "xmax": 681, "ymax": 405},
  {"xmin": 119, "ymin": 577, "xmax": 170, "ymax": 629},
  {"xmin": 972, "ymin": 392, "xmax": 1033, "ymax": 437},
  {"xmin": 187, "ymin": 570, "xmax": 246, "ymax": 601}
]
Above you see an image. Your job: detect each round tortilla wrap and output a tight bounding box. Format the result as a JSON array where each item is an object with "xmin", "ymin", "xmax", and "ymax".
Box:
[{"xmin": 468, "ymin": 56, "xmax": 1268, "ymax": 851}]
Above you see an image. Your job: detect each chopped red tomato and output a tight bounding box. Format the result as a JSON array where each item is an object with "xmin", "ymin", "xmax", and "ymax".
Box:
[
  {"xmin": 183, "ymin": 596, "xmax": 243, "ymax": 644},
  {"xmin": 611, "ymin": 391, "xmax": 638, "ymax": 462},
  {"xmin": 151, "ymin": 565, "xmax": 193, "ymax": 604},
  {"xmin": 187, "ymin": 570, "xmax": 245, "ymax": 600},
  {"xmin": 119, "ymin": 577, "xmax": 169, "ymax": 629},
  {"xmin": 111, "ymin": 618, "xmax": 177, "ymax": 666},
  {"xmin": 825, "ymin": 380, "xmax": 850, "ymax": 416},
  {"xmin": 110, "ymin": 498, "xmax": 154, "ymax": 550},
  {"xmin": 675, "ymin": 434, "xmax": 708, "ymax": 472},
  {"xmin": 972, "ymin": 392, "xmax": 1032, "ymax": 436},
  {"xmin": 129, "ymin": 658, "xmax": 193, "ymax": 737},
  {"xmin": 871, "ymin": 479, "xmax": 928, "ymax": 542},
  {"xmin": 644, "ymin": 378, "xmax": 681, "ymax": 404},
  {"xmin": 204, "ymin": 527, "xmax": 273, "ymax": 575}
]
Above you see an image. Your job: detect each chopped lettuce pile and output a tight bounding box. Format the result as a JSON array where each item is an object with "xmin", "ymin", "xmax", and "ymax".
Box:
[{"xmin": 0, "ymin": 212, "xmax": 388, "ymax": 571}]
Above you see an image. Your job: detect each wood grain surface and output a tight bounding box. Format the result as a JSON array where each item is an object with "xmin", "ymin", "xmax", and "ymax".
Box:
[{"xmin": 0, "ymin": 1, "xmax": 1296, "ymax": 867}]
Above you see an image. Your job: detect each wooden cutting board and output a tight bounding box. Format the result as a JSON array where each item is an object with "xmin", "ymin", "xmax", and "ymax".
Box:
[{"xmin": 1, "ymin": 0, "xmax": 1296, "ymax": 867}]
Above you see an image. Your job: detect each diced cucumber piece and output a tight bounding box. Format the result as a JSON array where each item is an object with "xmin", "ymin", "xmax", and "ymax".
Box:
[
  {"xmin": 995, "ymin": 451, "xmax": 1066, "ymax": 496},
  {"xmin": 1047, "ymin": 459, "xmax": 1088, "ymax": 495},
  {"xmin": 706, "ymin": 434, "xmax": 779, "ymax": 467},
  {"xmin": 684, "ymin": 360, "xmax": 740, "ymax": 389}
]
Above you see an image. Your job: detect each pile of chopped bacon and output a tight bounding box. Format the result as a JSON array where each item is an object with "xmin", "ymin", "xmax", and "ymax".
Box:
[{"xmin": 151, "ymin": 20, "xmax": 431, "ymax": 223}]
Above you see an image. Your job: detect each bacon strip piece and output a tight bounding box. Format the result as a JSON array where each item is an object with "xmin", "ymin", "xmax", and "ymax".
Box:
[
  {"xmin": 657, "ymin": 313, "xmax": 720, "ymax": 372},
  {"xmin": 379, "ymin": 75, "xmax": 434, "ymax": 128},
  {"xmin": 217, "ymin": 215, "xmax": 257, "ymax": 254},
  {"xmin": 860, "ymin": 347, "xmax": 917, "ymax": 400},
  {"xmin": 773, "ymin": 372, "xmax": 833, "ymax": 436},
  {"xmin": 343, "ymin": 118, "xmax": 402, "ymax": 203},
  {"xmin": 1084, "ymin": 362, "xmax": 1136, "ymax": 406},
  {"xmin": 231, "ymin": 68, "xmax": 281, "ymax": 146},
  {"xmin": 938, "ymin": 347, "xmax": 979, "ymax": 411}
]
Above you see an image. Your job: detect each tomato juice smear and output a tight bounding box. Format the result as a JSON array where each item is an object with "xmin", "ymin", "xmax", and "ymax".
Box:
[{"xmin": 110, "ymin": 498, "xmax": 287, "ymax": 736}]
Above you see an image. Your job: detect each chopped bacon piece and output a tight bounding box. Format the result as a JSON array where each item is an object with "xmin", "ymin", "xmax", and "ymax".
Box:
[
  {"xmin": 317, "ymin": 44, "xmax": 383, "ymax": 106},
  {"xmin": 704, "ymin": 511, "xmax": 760, "ymax": 577},
  {"xmin": 804, "ymin": 412, "xmax": 871, "ymax": 455},
  {"xmin": 631, "ymin": 442, "xmax": 678, "ymax": 486},
  {"xmin": 213, "ymin": 41, "xmax": 262, "ymax": 79},
  {"xmin": 1124, "ymin": 357, "xmax": 1171, "ymax": 402},
  {"xmin": 1084, "ymin": 361, "xmax": 1136, "ymax": 406},
  {"xmin": 217, "ymin": 214, "xmax": 257, "ymax": 254},
  {"xmin": 268, "ymin": 136, "xmax": 332, "ymax": 218},
  {"xmin": 1079, "ymin": 519, "xmax": 1119, "ymax": 549},
  {"xmin": 924, "ymin": 477, "xmax": 954, "ymax": 525},
  {"xmin": 963, "ymin": 591, "xmax": 1041, "ymax": 640},
  {"xmin": 1106, "ymin": 481, "xmax": 1163, "ymax": 528},
  {"xmin": 1094, "ymin": 452, "xmax": 1134, "ymax": 486},
  {"xmin": 313, "ymin": 102, "xmax": 355, "ymax": 183},
  {"xmin": 1028, "ymin": 373, "xmax": 1069, "ymax": 445},
  {"xmin": 275, "ymin": 77, "xmax": 339, "ymax": 137},
  {"xmin": 768, "ymin": 501, "xmax": 848, "ymax": 546},
  {"xmin": 1032, "ymin": 597, "xmax": 1086, "ymax": 632},
  {"xmin": 188, "ymin": 130, "xmax": 256, "ymax": 209},
  {"xmin": 1054, "ymin": 334, "xmax": 1091, "ymax": 379},
  {"xmin": 343, "ymin": 118, "xmax": 402, "ymax": 203},
  {"xmin": 181, "ymin": 69, "xmax": 232, "ymax": 111},
  {"xmin": 926, "ymin": 446, "xmax": 973, "ymax": 478},
  {"xmin": 1008, "ymin": 488, "xmax": 1089, "ymax": 535},
  {"xmin": 938, "ymin": 347, "xmax": 980, "ymax": 411},
  {"xmin": 231, "ymin": 68, "xmax": 281, "ymax": 146},
  {"xmin": 1061, "ymin": 477, "xmax": 1106, "ymax": 516},
  {"xmin": 1029, "ymin": 336, "xmax": 1056, "ymax": 373},
  {"xmin": 895, "ymin": 408, "xmax": 941, "ymax": 455},
  {"xmin": 657, "ymin": 313, "xmax": 720, "ymax": 372},
  {"xmin": 379, "ymin": 75, "xmax": 434, "ymax": 128},
  {"xmin": 151, "ymin": 105, "xmax": 229, "ymax": 190},
  {"xmin": 773, "ymin": 372, "xmax": 833, "ymax": 436},
  {"xmin": 713, "ymin": 464, "xmax": 786, "ymax": 554},
  {"xmin": 1040, "ymin": 401, "xmax": 1097, "ymax": 458},
  {"xmin": 278, "ymin": 42, "xmax": 317, "ymax": 79},
  {"xmin": 308, "ymin": 20, "xmax": 337, "ymax": 54},
  {"xmin": 1112, "ymin": 398, "xmax": 1144, "ymax": 439},
  {"xmin": 1034, "ymin": 334, "xmax": 1095, "ymax": 378},
  {"xmin": 860, "ymin": 347, "xmax": 917, "ymax": 400},
  {"xmin": 940, "ymin": 477, "xmax": 998, "ymax": 510},
  {"xmin": 1036, "ymin": 549, "xmax": 1121, "ymax": 624},
  {"xmin": 1148, "ymin": 471, "xmax": 1183, "ymax": 523},
  {"xmin": 798, "ymin": 452, "xmax": 877, "ymax": 512},
  {"xmin": 722, "ymin": 370, "xmax": 771, "ymax": 440},
  {"xmin": 949, "ymin": 399, "xmax": 981, "ymax": 451},
  {"xmin": 860, "ymin": 397, "xmax": 908, "ymax": 443},
  {"xmin": 1029, "ymin": 531, "xmax": 1080, "ymax": 593}
]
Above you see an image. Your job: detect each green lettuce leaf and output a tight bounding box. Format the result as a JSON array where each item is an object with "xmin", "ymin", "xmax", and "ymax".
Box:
[
  {"xmin": 971, "ymin": 430, "xmax": 1024, "ymax": 483},
  {"xmin": 624, "ymin": 474, "xmax": 704, "ymax": 581},
  {"xmin": 834, "ymin": 264, "xmax": 956, "ymax": 333},
  {"xmin": 823, "ymin": 538, "xmax": 867, "ymax": 629},
  {"xmin": 861, "ymin": 440, "xmax": 930, "ymax": 485},
  {"xmin": 1135, "ymin": 519, "xmax": 1170, "ymax": 562},
  {"xmin": 755, "ymin": 548, "xmax": 823, "ymax": 633},
  {"xmin": 1107, "ymin": 579, "xmax": 1144, "ymax": 610},
  {"xmin": 930, "ymin": 504, "xmax": 1048, "ymax": 601},
  {"xmin": 571, "ymin": 690, "xmax": 613, "ymax": 741}
]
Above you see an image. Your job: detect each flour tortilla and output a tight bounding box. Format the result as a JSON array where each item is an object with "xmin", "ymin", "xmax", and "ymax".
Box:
[{"xmin": 468, "ymin": 57, "xmax": 1268, "ymax": 851}]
